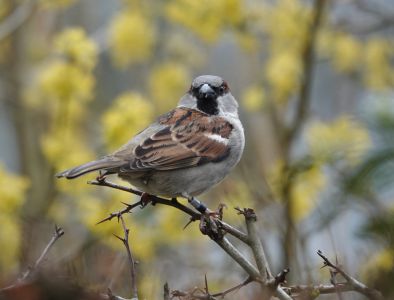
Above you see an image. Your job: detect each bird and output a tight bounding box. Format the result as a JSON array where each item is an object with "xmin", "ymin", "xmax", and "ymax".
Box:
[{"xmin": 56, "ymin": 75, "xmax": 245, "ymax": 214}]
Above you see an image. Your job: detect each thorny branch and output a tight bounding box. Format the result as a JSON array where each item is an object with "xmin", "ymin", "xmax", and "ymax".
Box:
[
  {"xmin": 91, "ymin": 178, "xmax": 291, "ymax": 300},
  {"xmin": 113, "ymin": 214, "xmax": 138, "ymax": 300},
  {"xmin": 171, "ymin": 276, "xmax": 253, "ymax": 300},
  {"xmin": 92, "ymin": 177, "xmax": 383, "ymax": 300},
  {"xmin": 317, "ymin": 250, "xmax": 384, "ymax": 300}
]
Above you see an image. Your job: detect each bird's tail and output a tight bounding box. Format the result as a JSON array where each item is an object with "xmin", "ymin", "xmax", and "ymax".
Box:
[{"xmin": 56, "ymin": 158, "xmax": 125, "ymax": 179}]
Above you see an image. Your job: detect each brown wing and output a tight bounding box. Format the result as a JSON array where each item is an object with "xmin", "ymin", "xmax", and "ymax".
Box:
[{"xmin": 123, "ymin": 107, "xmax": 233, "ymax": 172}]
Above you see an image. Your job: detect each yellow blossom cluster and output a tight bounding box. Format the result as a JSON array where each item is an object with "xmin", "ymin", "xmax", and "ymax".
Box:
[
  {"xmin": 290, "ymin": 165, "xmax": 326, "ymax": 221},
  {"xmin": 54, "ymin": 28, "xmax": 98, "ymax": 70},
  {"xmin": 35, "ymin": 28, "xmax": 98, "ymax": 182},
  {"xmin": 165, "ymin": 0, "xmax": 243, "ymax": 43},
  {"xmin": 242, "ymin": 85, "xmax": 265, "ymax": 111},
  {"xmin": 362, "ymin": 248, "xmax": 394, "ymax": 281},
  {"xmin": 306, "ymin": 116, "xmax": 371, "ymax": 165},
  {"xmin": 364, "ymin": 38, "xmax": 394, "ymax": 90},
  {"xmin": 268, "ymin": 160, "xmax": 326, "ymax": 222},
  {"xmin": 332, "ymin": 33, "xmax": 362, "ymax": 73},
  {"xmin": 109, "ymin": 10, "xmax": 156, "ymax": 67},
  {"xmin": 0, "ymin": 164, "xmax": 29, "ymax": 273},
  {"xmin": 102, "ymin": 92, "xmax": 154, "ymax": 151},
  {"xmin": 39, "ymin": 61, "xmax": 94, "ymax": 103},
  {"xmin": 260, "ymin": 0, "xmax": 311, "ymax": 102},
  {"xmin": 319, "ymin": 32, "xmax": 394, "ymax": 90},
  {"xmin": 148, "ymin": 62, "xmax": 190, "ymax": 113}
]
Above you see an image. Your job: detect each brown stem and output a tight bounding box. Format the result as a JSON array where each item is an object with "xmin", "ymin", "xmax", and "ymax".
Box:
[
  {"xmin": 1, "ymin": 225, "xmax": 64, "ymax": 291},
  {"xmin": 317, "ymin": 250, "xmax": 384, "ymax": 300},
  {"xmin": 281, "ymin": 0, "xmax": 328, "ymax": 277},
  {"xmin": 114, "ymin": 215, "xmax": 138, "ymax": 299}
]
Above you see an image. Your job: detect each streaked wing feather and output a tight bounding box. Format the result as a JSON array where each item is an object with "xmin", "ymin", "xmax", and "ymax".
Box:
[{"xmin": 120, "ymin": 107, "xmax": 233, "ymax": 172}]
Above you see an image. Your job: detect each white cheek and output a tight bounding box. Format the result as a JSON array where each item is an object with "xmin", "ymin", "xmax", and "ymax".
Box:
[{"xmin": 204, "ymin": 133, "xmax": 229, "ymax": 145}]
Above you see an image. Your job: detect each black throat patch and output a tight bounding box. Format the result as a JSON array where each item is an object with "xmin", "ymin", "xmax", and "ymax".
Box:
[{"xmin": 196, "ymin": 97, "xmax": 219, "ymax": 115}]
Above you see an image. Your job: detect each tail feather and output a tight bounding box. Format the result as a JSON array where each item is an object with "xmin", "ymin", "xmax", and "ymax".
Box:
[{"xmin": 56, "ymin": 158, "xmax": 125, "ymax": 179}]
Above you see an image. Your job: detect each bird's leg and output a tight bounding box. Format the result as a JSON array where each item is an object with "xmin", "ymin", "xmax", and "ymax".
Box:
[
  {"xmin": 187, "ymin": 197, "xmax": 209, "ymax": 215},
  {"xmin": 186, "ymin": 197, "xmax": 225, "ymax": 239}
]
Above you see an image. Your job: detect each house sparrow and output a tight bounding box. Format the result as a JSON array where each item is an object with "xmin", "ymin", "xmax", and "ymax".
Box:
[{"xmin": 57, "ymin": 75, "xmax": 245, "ymax": 214}]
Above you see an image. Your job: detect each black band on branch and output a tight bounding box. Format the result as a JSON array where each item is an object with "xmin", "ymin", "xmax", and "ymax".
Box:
[{"xmin": 188, "ymin": 197, "xmax": 207, "ymax": 213}]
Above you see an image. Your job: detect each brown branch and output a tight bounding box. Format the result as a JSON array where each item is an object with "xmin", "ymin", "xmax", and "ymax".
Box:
[
  {"xmin": 317, "ymin": 250, "xmax": 384, "ymax": 300},
  {"xmin": 211, "ymin": 276, "xmax": 253, "ymax": 298},
  {"xmin": 163, "ymin": 282, "xmax": 170, "ymax": 300},
  {"xmin": 1, "ymin": 225, "xmax": 64, "ymax": 291},
  {"xmin": 91, "ymin": 180, "xmax": 383, "ymax": 300},
  {"xmin": 214, "ymin": 236, "xmax": 261, "ymax": 281},
  {"xmin": 113, "ymin": 214, "xmax": 138, "ymax": 300},
  {"xmin": 284, "ymin": 0, "xmax": 327, "ymax": 146},
  {"xmin": 90, "ymin": 178, "xmax": 201, "ymax": 223},
  {"xmin": 171, "ymin": 276, "xmax": 253, "ymax": 300},
  {"xmin": 284, "ymin": 283, "xmax": 354, "ymax": 298},
  {"xmin": 217, "ymin": 219, "xmax": 249, "ymax": 244},
  {"xmin": 239, "ymin": 208, "xmax": 272, "ymax": 281}
]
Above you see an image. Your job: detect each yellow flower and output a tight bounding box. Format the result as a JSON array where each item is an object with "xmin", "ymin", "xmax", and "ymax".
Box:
[
  {"xmin": 306, "ymin": 116, "xmax": 371, "ymax": 165},
  {"xmin": 268, "ymin": 160, "xmax": 325, "ymax": 221},
  {"xmin": 361, "ymin": 248, "xmax": 394, "ymax": 281},
  {"xmin": 266, "ymin": 51, "xmax": 301, "ymax": 102},
  {"xmin": 39, "ymin": 61, "xmax": 94, "ymax": 102},
  {"xmin": 54, "ymin": 27, "xmax": 98, "ymax": 70},
  {"xmin": 364, "ymin": 38, "xmax": 394, "ymax": 90},
  {"xmin": 0, "ymin": 215, "xmax": 22, "ymax": 273},
  {"xmin": 261, "ymin": 0, "xmax": 310, "ymax": 54},
  {"xmin": 0, "ymin": 164, "xmax": 29, "ymax": 214},
  {"xmin": 165, "ymin": 0, "xmax": 243, "ymax": 43},
  {"xmin": 332, "ymin": 33, "xmax": 362, "ymax": 73},
  {"xmin": 291, "ymin": 165, "xmax": 326, "ymax": 221},
  {"xmin": 242, "ymin": 85, "xmax": 265, "ymax": 111},
  {"xmin": 109, "ymin": 11, "xmax": 155, "ymax": 67},
  {"xmin": 102, "ymin": 92, "xmax": 154, "ymax": 150},
  {"xmin": 41, "ymin": 127, "xmax": 95, "ymax": 174},
  {"xmin": 148, "ymin": 62, "xmax": 190, "ymax": 113},
  {"xmin": 0, "ymin": 164, "xmax": 28, "ymax": 273}
]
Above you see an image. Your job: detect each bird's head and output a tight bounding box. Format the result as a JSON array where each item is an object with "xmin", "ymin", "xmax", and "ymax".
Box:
[{"xmin": 179, "ymin": 75, "xmax": 238, "ymax": 116}]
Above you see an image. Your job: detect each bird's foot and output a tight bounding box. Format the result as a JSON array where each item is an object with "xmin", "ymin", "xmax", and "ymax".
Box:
[
  {"xmin": 140, "ymin": 192, "xmax": 153, "ymax": 208},
  {"xmin": 199, "ymin": 203, "xmax": 227, "ymax": 240},
  {"xmin": 185, "ymin": 197, "xmax": 226, "ymax": 239}
]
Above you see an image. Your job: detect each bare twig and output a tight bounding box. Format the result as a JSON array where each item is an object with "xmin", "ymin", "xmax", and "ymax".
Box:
[
  {"xmin": 217, "ymin": 219, "xmax": 249, "ymax": 244},
  {"xmin": 164, "ymin": 282, "xmax": 170, "ymax": 300},
  {"xmin": 90, "ymin": 178, "xmax": 201, "ymax": 223},
  {"xmin": 24, "ymin": 225, "xmax": 64, "ymax": 280},
  {"xmin": 171, "ymin": 276, "xmax": 253, "ymax": 300},
  {"xmin": 91, "ymin": 179, "xmax": 382, "ymax": 300},
  {"xmin": 317, "ymin": 250, "xmax": 383, "ymax": 300},
  {"xmin": 1, "ymin": 225, "xmax": 64, "ymax": 291},
  {"xmin": 113, "ymin": 214, "xmax": 138, "ymax": 300},
  {"xmin": 284, "ymin": 283, "xmax": 354, "ymax": 298},
  {"xmin": 215, "ymin": 236, "xmax": 261, "ymax": 281},
  {"xmin": 211, "ymin": 276, "xmax": 253, "ymax": 298},
  {"xmin": 240, "ymin": 208, "xmax": 272, "ymax": 281}
]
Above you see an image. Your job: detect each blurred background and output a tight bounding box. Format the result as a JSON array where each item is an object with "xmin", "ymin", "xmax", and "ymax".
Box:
[{"xmin": 0, "ymin": 0, "xmax": 393, "ymax": 299}]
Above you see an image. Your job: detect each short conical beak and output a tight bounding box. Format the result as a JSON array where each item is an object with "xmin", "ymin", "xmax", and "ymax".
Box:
[{"xmin": 199, "ymin": 83, "xmax": 216, "ymax": 99}]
